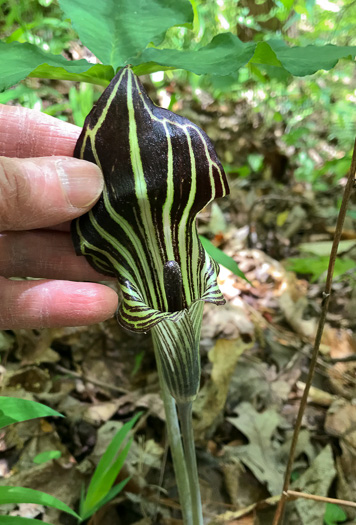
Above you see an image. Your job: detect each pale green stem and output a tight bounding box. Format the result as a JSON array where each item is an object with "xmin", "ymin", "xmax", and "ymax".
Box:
[
  {"xmin": 177, "ymin": 402, "xmax": 204, "ymax": 525},
  {"xmin": 153, "ymin": 337, "xmax": 193, "ymax": 525}
]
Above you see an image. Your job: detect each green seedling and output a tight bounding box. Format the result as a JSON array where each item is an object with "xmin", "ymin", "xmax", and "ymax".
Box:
[
  {"xmin": 0, "ymin": 397, "xmax": 78, "ymax": 524},
  {"xmin": 0, "ymin": 396, "xmax": 139, "ymax": 524},
  {"xmin": 78, "ymin": 412, "xmax": 142, "ymax": 522}
]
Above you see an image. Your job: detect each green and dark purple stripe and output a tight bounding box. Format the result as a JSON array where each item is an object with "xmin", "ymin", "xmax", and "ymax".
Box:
[{"xmin": 71, "ymin": 67, "xmax": 229, "ymax": 401}]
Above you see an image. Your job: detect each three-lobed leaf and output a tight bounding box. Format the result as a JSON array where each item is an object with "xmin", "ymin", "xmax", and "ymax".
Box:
[{"xmin": 1, "ymin": 11, "xmax": 356, "ymax": 92}]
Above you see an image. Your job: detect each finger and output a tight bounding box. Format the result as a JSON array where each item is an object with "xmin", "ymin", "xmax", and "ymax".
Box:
[
  {"xmin": 0, "ymin": 105, "xmax": 81, "ymax": 158},
  {"xmin": 44, "ymin": 221, "xmax": 72, "ymax": 232},
  {"xmin": 0, "ymin": 156, "xmax": 103, "ymax": 231},
  {"xmin": 0, "ymin": 231, "xmax": 115, "ymax": 281},
  {"xmin": 0, "ymin": 278, "xmax": 118, "ymax": 329}
]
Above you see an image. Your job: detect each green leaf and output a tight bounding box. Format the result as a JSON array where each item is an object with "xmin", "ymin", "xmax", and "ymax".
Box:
[
  {"xmin": 0, "ymin": 518, "xmax": 52, "ymax": 525},
  {"xmin": 324, "ymin": 502, "xmax": 347, "ymax": 525},
  {"xmin": 251, "ymin": 41, "xmax": 283, "ymax": 68},
  {"xmin": 33, "ymin": 450, "xmax": 62, "ymax": 464},
  {"xmin": 29, "ymin": 63, "xmax": 113, "ymax": 87},
  {"xmin": 0, "ymin": 397, "xmax": 63, "ymax": 430},
  {"xmin": 347, "ymin": 209, "xmax": 356, "ymax": 220},
  {"xmin": 132, "ymin": 33, "xmax": 256, "ymax": 75},
  {"xmin": 58, "ymin": 0, "xmax": 194, "ymax": 70},
  {"xmin": 268, "ymin": 40, "xmax": 356, "ymax": 76},
  {"xmin": 132, "ymin": 62, "xmax": 176, "ymax": 76},
  {"xmin": 80, "ymin": 478, "xmax": 129, "ymax": 521},
  {"xmin": 199, "ymin": 236, "xmax": 248, "ymax": 282},
  {"xmin": 0, "ymin": 487, "xmax": 79, "ymax": 519},
  {"xmin": 82, "ymin": 413, "xmax": 141, "ymax": 517},
  {"xmin": 286, "ymin": 256, "xmax": 355, "ymax": 282},
  {"xmin": 0, "ymin": 41, "xmax": 113, "ymax": 91},
  {"xmin": 298, "ymin": 240, "xmax": 356, "ymax": 257},
  {"xmin": 132, "ymin": 34, "xmax": 356, "ymax": 77}
]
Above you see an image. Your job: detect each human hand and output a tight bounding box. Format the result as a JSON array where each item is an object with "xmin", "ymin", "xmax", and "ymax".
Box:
[{"xmin": 0, "ymin": 105, "xmax": 118, "ymax": 329}]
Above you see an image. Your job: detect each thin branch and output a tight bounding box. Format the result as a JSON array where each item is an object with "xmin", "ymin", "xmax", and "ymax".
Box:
[
  {"xmin": 272, "ymin": 138, "xmax": 356, "ymax": 525},
  {"xmin": 54, "ymin": 364, "xmax": 129, "ymax": 394},
  {"xmin": 287, "ymin": 490, "xmax": 356, "ymax": 509}
]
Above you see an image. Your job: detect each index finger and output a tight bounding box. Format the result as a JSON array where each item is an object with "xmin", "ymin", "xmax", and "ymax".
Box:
[{"xmin": 0, "ymin": 104, "xmax": 81, "ymax": 158}]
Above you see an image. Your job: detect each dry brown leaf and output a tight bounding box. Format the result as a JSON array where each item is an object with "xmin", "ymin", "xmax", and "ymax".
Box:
[
  {"xmin": 84, "ymin": 400, "xmax": 121, "ymax": 425},
  {"xmin": 193, "ymin": 338, "xmax": 253, "ymax": 441},
  {"xmin": 279, "ymin": 273, "xmax": 316, "ymax": 339},
  {"xmin": 290, "ymin": 445, "xmax": 336, "ymax": 525},
  {"xmin": 321, "ymin": 327, "xmax": 356, "ymax": 359},
  {"xmin": 296, "ymin": 382, "xmax": 336, "ymax": 407},
  {"xmin": 207, "ymin": 495, "xmax": 279, "ymax": 524},
  {"xmin": 325, "ymin": 399, "xmax": 356, "ymax": 449}
]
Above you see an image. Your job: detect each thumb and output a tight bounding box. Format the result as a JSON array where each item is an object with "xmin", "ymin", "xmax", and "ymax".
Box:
[{"xmin": 0, "ymin": 156, "xmax": 103, "ymax": 231}]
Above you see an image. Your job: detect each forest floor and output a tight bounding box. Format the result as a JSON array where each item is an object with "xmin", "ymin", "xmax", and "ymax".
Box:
[{"xmin": 1, "ymin": 80, "xmax": 356, "ymax": 525}]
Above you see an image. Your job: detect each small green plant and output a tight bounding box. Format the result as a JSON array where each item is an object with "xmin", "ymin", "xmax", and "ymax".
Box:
[
  {"xmin": 33, "ymin": 450, "xmax": 62, "ymax": 465},
  {"xmin": 0, "ymin": 397, "xmax": 79, "ymax": 524},
  {"xmin": 323, "ymin": 502, "xmax": 347, "ymax": 525},
  {"xmin": 286, "ymin": 256, "xmax": 355, "ymax": 282},
  {"xmin": 0, "ymin": 397, "xmax": 139, "ymax": 523},
  {"xmin": 78, "ymin": 412, "xmax": 141, "ymax": 522},
  {"xmin": 0, "ymin": 396, "xmax": 63, "ymax": 429},
  {"xmin": 200, "ymin": 235, "xmax": 248, "ymax": 281}
]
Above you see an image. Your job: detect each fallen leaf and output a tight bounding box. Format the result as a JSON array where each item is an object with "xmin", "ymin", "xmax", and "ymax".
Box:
[
  {"xmin": 193, "ymin": 338, "xmax": 252, "ymax": 441},
  {"xmin": 325, "ymin": 399, "xmax": 356, "ymax": 449},
  {"xmin": 207, "ymin": 495, "xmax": 280, "ymax": 524},
  {"xmin": 226, "ymin": 402, "xmax": 285, "ymax": 495},
  {"xmin": 299, "ymin": 240, "xmax": 356, "ymax": 257},
  {"xmin": 279, "ymin": 273, "xmax": 316, "ymax": 339},
  {"xmin": 291, "ymin": 445, "xmax": 336, "ymax": 525}
]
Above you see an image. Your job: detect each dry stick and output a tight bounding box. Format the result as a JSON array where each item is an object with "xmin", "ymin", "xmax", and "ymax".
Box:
[
  {"xmin": 287, "ymin": 490, "xmax": 356, "ymax": 509},
  {"xmin": 54, "ymin": 364, "xmax": 129, "ymax": 394},
  {"xmin": 272, "ymin": 138, "xmax": 356, "ymax": 525}
]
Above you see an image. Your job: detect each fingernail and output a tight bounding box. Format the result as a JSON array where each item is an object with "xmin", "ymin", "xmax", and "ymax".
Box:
[{"xmin": 56, "ymin": 158, "xmax": 104, "ymax": 208}]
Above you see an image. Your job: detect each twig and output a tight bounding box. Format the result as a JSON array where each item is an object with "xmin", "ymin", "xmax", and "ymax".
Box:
[
  {"xmin": 287, "ymin": 490, "xmax": 356, "ymax": 509},
  {"xmin": 329, "ymin": 355, "xmax": 356, "ymax": 363},
  {"xmin": 54, "ymin": 364, "xmax": 129, "ymax": 394},
  {"xmin": 272, "ymin": 138, "xmax": 356, "ymax": 525}
]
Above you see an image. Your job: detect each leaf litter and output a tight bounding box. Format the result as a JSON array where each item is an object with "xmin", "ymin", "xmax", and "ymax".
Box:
[{"xmin": 1, "ymin": 79, "xmax": 356, "ymax": 525}]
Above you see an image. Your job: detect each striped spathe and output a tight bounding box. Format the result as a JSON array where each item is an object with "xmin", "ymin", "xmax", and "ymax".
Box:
[{"xmin": 71, "ymin": 67, "xmax": 229, "ymax": 401}]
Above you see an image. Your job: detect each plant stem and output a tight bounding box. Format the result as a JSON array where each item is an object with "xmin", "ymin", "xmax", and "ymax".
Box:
[
  {"xmin": 153, "ymin": 337, "xmax": 193, "ymax": 525},
  {"xmin": 178, "ymin": 402, "xmax": 204, "ymax": 525},
  {"xmin": 272, "ymin": 138, "xmax": 356, "ymax": 525}
]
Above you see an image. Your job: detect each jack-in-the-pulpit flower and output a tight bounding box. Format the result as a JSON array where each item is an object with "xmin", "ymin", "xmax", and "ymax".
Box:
[{"xmin": 71, "ymin": 67, "xmax": 229, "ymax": 403}]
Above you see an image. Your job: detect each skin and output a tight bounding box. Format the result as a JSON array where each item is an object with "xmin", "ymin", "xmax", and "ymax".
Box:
[{"xmin": 0, "ymin": 104, "xmax": 118, "ymax": 329}]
